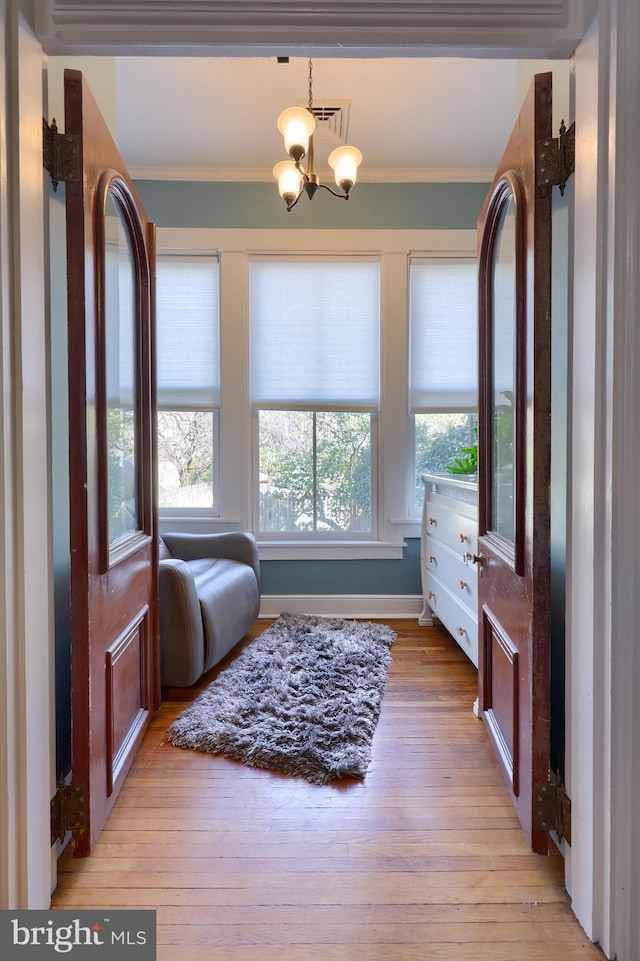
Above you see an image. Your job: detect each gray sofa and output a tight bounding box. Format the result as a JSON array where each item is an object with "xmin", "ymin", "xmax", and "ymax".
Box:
[{"xmin": 159, "ymin": 531, "xmax": 261, "ymax": 687}]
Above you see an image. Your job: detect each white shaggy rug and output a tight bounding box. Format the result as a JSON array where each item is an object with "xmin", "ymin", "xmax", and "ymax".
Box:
[{"xmin": 166, "ymin": 612, "xmax": 396, "ymax": 784}]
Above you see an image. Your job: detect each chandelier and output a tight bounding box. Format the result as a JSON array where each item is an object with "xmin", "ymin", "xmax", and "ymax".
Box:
[{"xmin": 273, "ymin": 59, "xmax": 363, "ymax": 212}]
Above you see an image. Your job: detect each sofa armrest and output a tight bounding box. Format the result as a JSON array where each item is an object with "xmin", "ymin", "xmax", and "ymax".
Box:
[
  {"xmin": 160, "ymin": 532, "xmax": 261, "ymax": 590},
  {"xmin": 158, "ymin": 558, "xmax": 206, "ymax": 687}
]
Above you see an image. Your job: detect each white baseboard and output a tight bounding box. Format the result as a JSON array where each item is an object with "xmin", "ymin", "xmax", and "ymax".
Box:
[{"xmin": 259, "ymin": 595, "xmax": 423, "ymax": 619}]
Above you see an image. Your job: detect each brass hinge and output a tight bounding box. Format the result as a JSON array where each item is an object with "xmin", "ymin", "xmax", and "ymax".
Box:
[
  {"xmin": 535, "ymin": 774, "xmax": 571, "ymax": 845},
  {"xmin": 537, "ymin": 120, "xmax": 575, "ymax": 196},
  {"xmin": 50, "ymin": 780, "xmax": 87, "ymax": 845},
  {"xmin": 43, "ymin": 118, "xmax": 80, "ymax": 192}
]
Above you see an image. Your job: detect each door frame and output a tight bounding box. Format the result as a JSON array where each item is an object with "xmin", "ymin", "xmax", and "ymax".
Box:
[
  {"xmin": 565, "ymin": 6, "xmax": 640, "ymax": 958},
  {"xmin": 5, "ymin": 7, "xmax": 636, "ymax": 960},
  {"xmin": 0, "ymin": 2, "xmax": 55, "ymax": 908}
]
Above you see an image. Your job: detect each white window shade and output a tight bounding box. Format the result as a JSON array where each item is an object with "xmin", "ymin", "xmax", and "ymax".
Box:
[
  {"xmin": 250, "ymin": 260, "xmax": 380, "ymax": 411},
  {"xmin": 107, "ymin": 255, "xmax": 135, "ymax": 407},
  {"xmin": 156, "ymin": 255, "xmax": 220, "ymax": 409},
  {"xmin": 409, "ymin": 260, "xmax": 478, "ymax": 412},
  {"xmin": 493, "ymin": 259, "xmax": 517, "ymax": 394}
]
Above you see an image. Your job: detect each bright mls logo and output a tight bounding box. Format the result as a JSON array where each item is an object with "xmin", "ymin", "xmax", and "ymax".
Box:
[{"xmin": 0, "ymin": 911, "xmax": 156, "ymax": 959}]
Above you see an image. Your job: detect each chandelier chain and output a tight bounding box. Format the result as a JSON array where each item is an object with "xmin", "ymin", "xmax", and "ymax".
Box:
[{"xmin": 308, "ymin": 58, "xmax": 313, "ymax": 111}]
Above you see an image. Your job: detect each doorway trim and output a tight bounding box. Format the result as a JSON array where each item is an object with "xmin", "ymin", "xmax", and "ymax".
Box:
[
  {"xmin": 8, "ymin": 6, "xmax": 639, "ymax": 960},
  {"xmin": 34, "ymin": 0, "xmax": 589, "ymax": 59},
  {"xmin": 0, "ymin": 0, "xmax": 55, "ymax": 909}
]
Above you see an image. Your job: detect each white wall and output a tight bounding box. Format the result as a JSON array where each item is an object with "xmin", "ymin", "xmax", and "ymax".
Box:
[
  {"xmin": 567, "ymin": 3, "xmax": 640, "ymax": 959},
  {"xmin": 600, "ymin": 0, "xmax": 640, "ymax": 955},
  {"xmin": 0, "ymin": 1, "xmax": 55, "ymax": 908},
  {"xmin": 565, "ymin": 7, "xmax": 604, "ymax": 936}
]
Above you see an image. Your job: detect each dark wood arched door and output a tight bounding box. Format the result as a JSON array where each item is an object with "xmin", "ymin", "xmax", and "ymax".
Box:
[
  {"xmin": 476, "ymin": 73, "xmax": 553, "ymax": 853},
  {"xmin": 65, "ymin": 69, "xmax": 159, "ymax": 856}
]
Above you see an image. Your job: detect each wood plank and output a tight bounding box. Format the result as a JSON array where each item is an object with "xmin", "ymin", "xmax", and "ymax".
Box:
[
  {"xmin": 57, "ymin": 854, "xmax": 565, "ymax": 878},
  {"xmin": 152, "ymin": 941, "xmax": 604, "ymax": 961},
  {"xmin": 151, "ymin": 947, "xmax": 601, "ymax": 961}
]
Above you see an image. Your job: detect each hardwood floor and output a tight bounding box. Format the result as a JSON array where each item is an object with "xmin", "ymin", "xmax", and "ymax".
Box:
[{"xmin": 52, "ymin": 619, "xmax": 603, "ymax": 960}]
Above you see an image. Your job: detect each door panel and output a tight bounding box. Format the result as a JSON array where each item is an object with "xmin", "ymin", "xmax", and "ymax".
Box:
[
  {"xmin": 65, "ymin": 69, "xmax": 159, "ymax": 856},
  {"xmin": 477, "ymin": 73, "xmax": 553, "ymax": 853}
]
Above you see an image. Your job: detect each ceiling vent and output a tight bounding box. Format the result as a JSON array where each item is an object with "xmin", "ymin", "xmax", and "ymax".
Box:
[{"xmin": 296, "ymin": 98, "xmax": 351, "ymax": 144}]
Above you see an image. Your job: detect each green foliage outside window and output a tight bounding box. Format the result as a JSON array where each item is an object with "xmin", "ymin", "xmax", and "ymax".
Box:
[
  {"xmin": 414, "ymin": 412, "xmax": 477, "ymax": 507},
  {"xmin": 447, "ymin": 428, "xmax": 478, "ymax": 475},
  {"xmin": 259, "ymin": 410, "xmax": 371, "ymax": 534}
]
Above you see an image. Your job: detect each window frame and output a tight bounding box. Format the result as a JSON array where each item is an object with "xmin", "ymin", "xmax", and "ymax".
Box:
[
  {"xmin": 155, "ymin": 249, "xmax": 221, "ymax": 520},
  {"xmin": 248, "ymin": 254, "xmax": 381, "ymax": 543},
  {"xmin": 408, "ymin": 254, "xmax": 479, "ymax": 517},
  {"xmin": 252, "ymin": 409, "xmax": 379, "ymax": 541},
  {"xmin": 155, "ymin": 228, "xmax": 477, "ymax": 559},
  {"xmin": 156, "ymin": 407, "xmax": 221, "ymax": 517},
  {"xmin": 410, "ymin": 410, "xmax": 478, "ymax": 513}
]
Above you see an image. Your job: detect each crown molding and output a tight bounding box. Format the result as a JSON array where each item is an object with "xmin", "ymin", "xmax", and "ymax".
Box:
[
  {"xmin": 35, "ymin": 0, "xmax": 590, "ymax": 57},
  {"xmin": 128, "ymin": 164, "xmax": 495, "ymax": 184}
]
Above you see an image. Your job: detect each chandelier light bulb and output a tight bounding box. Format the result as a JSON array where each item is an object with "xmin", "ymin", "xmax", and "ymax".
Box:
[
  {"xmin": 272, "ymin": 160, "xmax": 304, "ymax": 206},
  {"xmin": 277, "ymin": 107, "xmax": 316, "ymax": 161},
  {"xmin": 328, "ymin": 145, "xmax": 363, "ymax": 192}
]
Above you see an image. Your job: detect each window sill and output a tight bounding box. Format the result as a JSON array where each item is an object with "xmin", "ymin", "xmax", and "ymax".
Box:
[
  {"xmin": 158, "ymin": 515, "xmax": 241, "ymax": 534},
  {"xmin": 256, "ymin": 540, "xmax": 406, "ymax": 561},
  {"xmin": 158, "ymin": 518, "xmax": 409, "ymax": 560}
]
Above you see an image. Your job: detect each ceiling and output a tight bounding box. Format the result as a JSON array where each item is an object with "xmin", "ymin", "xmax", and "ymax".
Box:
[{"xmin": 112, "ymin": 56, "xmax": 552, "ymax": 184}]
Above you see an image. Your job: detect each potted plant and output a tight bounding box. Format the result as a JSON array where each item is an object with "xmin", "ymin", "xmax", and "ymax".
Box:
[
  {"xmin": 447, "ymin": 428, "xmax": 478, "ymax": 477},
  {"xmin": 445, "ymin": 392, "xmax": 514, "ymax": 480}
]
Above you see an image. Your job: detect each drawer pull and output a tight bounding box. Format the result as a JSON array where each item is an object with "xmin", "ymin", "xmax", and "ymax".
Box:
[
  {"xmin": 428, "ymin": 555, "xmax": 436, "ymax": 564},
  {"xmin": 428, "ymin": 590, "xmax": 435, "ymax": 600},
  {"xmin": 459, "ymin": 532, "xmax": 467, "ymax": 542},
  {"xmin": 457, "ymin": 627, "xmax": 467, "ymax": 636},
  {"xmin": 458, "ymin": 580, "xmax": 468, "ymax": 590},
  {"xmin": 429, "ymin": 516, "xmax": 437, "ymax": 526}
]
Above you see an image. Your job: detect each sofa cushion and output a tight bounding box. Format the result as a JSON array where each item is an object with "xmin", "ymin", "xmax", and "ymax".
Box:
[
  {"xmin": 187, "ymin": 557, "xmax": 221, "ymax": 579},
  {"xmin": 158, "ymin": 559, "xmax": 205, "ymax": 687},
  {"xmin": 192, "ymin": 558, "xmax": 260, "ymax": 673},
  {"xmin": 158, "ymin": 537, "xmax": 172, "ymax": 561}
]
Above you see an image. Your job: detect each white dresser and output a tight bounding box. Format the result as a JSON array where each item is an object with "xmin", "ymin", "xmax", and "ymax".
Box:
[{"xmin": 419, "ymin": 473, "xmax": 479, "ymax": 668}]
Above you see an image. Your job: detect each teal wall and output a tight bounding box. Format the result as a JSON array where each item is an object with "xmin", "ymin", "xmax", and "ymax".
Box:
[
  {"xmin": 135, "ymin": 180, "xmax": 489, "ymax": 231},
  {"xmin": 138, "ymin": 179, "xmax": 489, "ymax": 598},
  {"xmin": 260, "ymin": 538, "xmax": 422, "ymax": 596}
]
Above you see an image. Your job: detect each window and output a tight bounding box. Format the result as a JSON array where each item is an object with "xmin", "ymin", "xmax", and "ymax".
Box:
[
  {"xmin": 409, "ymin": 259, "xmax": 478, "ymax": 509},
  {"xmin": 414, "ymin": 412, "xmax": 477, "ymax": 502},
  {"xmin": 153, "ymin": 226, "xmax": 478, "ymax": 558},
  {"xmin": 156, "ymin": 255, "xmax": 220, "ymax": 512},
  {"xmin": 250, "ymin": 258, "xmax": 380, "ymax": 538}
]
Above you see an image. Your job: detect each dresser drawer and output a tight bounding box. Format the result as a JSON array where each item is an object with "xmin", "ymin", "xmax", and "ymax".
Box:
[
  {"xmin": 424, "ymin": 570, "xmax": 479, "ymax": 667},
  {"xmin": 424, "ymin": 535, "xmax": 478, "ymax": 615},
  {"xmin": 424, "ymin": 500, "xmax": 477, "ymax": 555}
]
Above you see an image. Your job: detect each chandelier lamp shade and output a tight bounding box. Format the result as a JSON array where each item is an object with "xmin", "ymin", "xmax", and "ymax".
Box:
[{"xmin": 273, "ymin": 59, "xmax": 363, "ymax": 212}]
